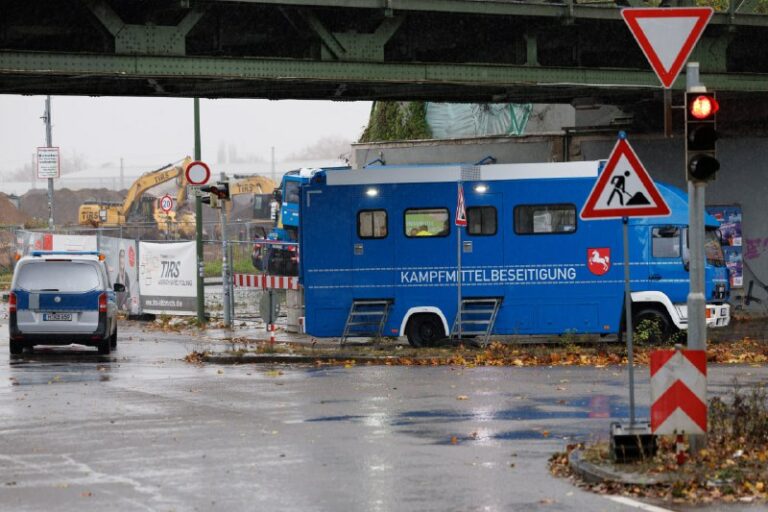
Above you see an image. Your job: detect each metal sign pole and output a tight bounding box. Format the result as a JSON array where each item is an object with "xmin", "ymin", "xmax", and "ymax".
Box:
[
  {"xmin": 194, "ymin": 99, "xmax": 206, "ymax": 325},
  {"xmin": 220, "ymin": 172, "xmax": 231, "ymax": 328},
  {"xmin": 623, "ymin": 217, "xmax": 636, "ymax": 427},
  {"xmin": 456, "ymin": 180, "xmax": 462, "ymax": 339},
  {"xmin": 44, "ymin": 96, "xmax": 54, "ymax": 231}
]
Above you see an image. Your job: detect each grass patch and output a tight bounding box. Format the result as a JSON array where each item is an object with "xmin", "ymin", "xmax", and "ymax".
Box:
[
  {"xmin": 204, "ymin": 257, "xmax": 253, "ymax": 277},
  {"xmin": 551, "ymin": 382, "xmax": 768, "ymax": 504}
]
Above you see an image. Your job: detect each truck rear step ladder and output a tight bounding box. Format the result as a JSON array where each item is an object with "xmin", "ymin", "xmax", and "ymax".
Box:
[
  {"xmin": 341, "ymin": 299, "xmax": 393, "ymax": 345},
  {"xmin": 451, "ymin": 297, "xmax": 502, "ymax": 346}
]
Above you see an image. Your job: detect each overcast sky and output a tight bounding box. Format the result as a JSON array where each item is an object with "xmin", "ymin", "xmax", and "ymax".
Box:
[{"xmin": 0, "ymin": 95, "xmax": 373, "ymax": 175}]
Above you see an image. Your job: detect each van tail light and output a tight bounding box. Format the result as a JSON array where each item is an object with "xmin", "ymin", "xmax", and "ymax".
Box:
[
  {"xmin": 99, "ymin": 293, "xmax": 107, "ymax": 313},
  {"xmin": 705, "ymin": 308, "xmax": 712, "ymax": 319},
  {"xmin": 9, "ymin": 292, "xmax": 16, "ymax": 313}
]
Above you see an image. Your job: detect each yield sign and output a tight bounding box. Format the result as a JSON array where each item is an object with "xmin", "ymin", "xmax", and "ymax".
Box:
[
  {"xmin": 622, "ymin": 7, "xmax": 713, "ymax": 88},
  {"xmin": 580, "ymin": 137, "xmax": 670, "ymax": 220}
]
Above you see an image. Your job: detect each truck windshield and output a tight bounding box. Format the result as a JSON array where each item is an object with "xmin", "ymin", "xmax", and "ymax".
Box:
[
  {"xmin": 683, "ymin": 228, "xmax": 726, "ymax": 268},
  {"xmin": 705, "ymin": 228, "xmax": 726, "ymax": 267},
  {"xmin": 284, "ymin": 181, "xmax": 300, "ymax": 203}
]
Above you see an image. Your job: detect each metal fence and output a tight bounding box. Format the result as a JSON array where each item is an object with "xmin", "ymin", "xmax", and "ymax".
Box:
[{"xmin": 6, "ymin": 220, "xmax": 281, "ymax": 324}]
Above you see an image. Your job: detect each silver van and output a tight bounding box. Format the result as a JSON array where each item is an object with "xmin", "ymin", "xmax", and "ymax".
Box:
[{"xmin": 9, "ymin": 251, "xmax": 122, "ymax": 355}]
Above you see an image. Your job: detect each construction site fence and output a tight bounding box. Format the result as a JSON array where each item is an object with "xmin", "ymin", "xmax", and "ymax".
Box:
[{"xmin": 5, "ymin": 226, "xmax": 281, "ymax": 325}]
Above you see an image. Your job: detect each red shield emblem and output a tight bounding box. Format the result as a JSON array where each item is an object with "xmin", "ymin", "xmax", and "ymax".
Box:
[{"xmin": 587, "ymin": 248, "xmax": 611, "ymax": 276}]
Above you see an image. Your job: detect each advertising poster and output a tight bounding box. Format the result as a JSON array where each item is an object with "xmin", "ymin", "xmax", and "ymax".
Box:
[
  {"xmin": 138, "ymin": 241, "xmax": 197, "ymax": 315},
  {"xmin": 707, "ymin": 205, "xmax": 743, "ymax": 288},
  {"xmin": 102, "ymin": 237, "xmax": 139, "ymax": 314}
]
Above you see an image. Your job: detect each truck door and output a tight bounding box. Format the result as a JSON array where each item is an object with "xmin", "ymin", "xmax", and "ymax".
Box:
[
  {"xmin": 352, "ymin": 203, "xmax": 395, "ymax": 296},
  {"xmin": 648, "ymin": 225, "xmax": 687, "ymax": 300},
  {"xmin": 461, "ymin": 195, "xmax": 504, "ymax": 294},
  {"xmin": 458, "ymin": 194, "xmax": 506, "ymax": 332}
]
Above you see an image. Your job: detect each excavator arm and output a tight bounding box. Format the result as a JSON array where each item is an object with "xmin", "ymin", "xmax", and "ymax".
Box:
[{"xmin": 122, "ymin": 156, "xmax": 192, "ymax": 220}]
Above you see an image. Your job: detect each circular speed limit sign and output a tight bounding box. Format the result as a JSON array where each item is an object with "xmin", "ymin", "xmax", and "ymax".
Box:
[
  {"xmin": 185, "ymin": 160, "xmax": 211, "ymax": 185},
  {"xmin": 159, "ymin": 194, "xmax": 174, "ymax": 213}
]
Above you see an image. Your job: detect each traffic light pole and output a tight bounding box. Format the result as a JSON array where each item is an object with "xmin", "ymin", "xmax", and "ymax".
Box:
[
  {"xmin": 194, "ymin": 98, "xmax": 205, "ymax": 325},
  {"xmin": 686, "ymin": 62, "xmax": 707, "ymax": 454},
  {"xmin": 219, "ymin": 172, "xmax": 232, "ymax": 328}
]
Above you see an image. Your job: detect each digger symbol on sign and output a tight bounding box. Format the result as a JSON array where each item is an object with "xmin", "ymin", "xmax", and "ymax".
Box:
[{"xmin": 608, "ymin": 171, "xmax": 650, "ymax": 207}]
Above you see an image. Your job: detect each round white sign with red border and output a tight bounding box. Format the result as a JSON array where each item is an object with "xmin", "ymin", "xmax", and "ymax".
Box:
[
  {"xmin": 185, "ymin": 160, "xmax": 211, "ymax": 186},
  {"xmin": 159, "ymin": 194, "xmax": 174, "ymax": 213}
]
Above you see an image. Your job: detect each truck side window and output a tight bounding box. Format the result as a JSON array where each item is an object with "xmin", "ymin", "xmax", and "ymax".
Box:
[
  {"xmin": 467, "ymin": 206, "xmax": 497, "ymax": 236},
  {"xmin": 404, "ymin": 208, "xmax": 450, "ymax": 238},
  {"xmin": 514, "ymin": 204, "xmax": 576, "ymax": 234},
  {"xmin": 358, "ymin": 210, "xmax": 387, "ymax": 239},
  {"xmin": 652, "ymin": 226, "xmax": 681, "ymax": 258}
]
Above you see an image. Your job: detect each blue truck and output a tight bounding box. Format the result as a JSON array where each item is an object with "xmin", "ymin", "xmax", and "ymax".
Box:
[
  {"xmin": 298, "ymin": 160, "xmax": 731, "ymax": 345},
  {"xmin": 253, "ymin": 167, "xmax": 350, "ymax": 276}
]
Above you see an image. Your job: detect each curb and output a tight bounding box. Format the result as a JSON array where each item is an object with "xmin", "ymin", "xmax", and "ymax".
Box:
[
  {"xmin": 569, "ymin": 449, "xmax": 693, "ymax": 486},
  {"xmin": 202, "ymin": 353, "xmax": 411, "ymax": 365}
]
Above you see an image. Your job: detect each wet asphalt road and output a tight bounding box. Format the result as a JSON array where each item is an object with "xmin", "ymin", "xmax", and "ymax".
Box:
[{"xmin": 1, "ymin": 321, "xmax": 767, "ymax": 512}]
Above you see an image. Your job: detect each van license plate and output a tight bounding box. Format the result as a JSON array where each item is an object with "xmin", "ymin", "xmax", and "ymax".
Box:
[{"xmin": 43, "ymin": 313, "xmax": 72, "ymax": 321}]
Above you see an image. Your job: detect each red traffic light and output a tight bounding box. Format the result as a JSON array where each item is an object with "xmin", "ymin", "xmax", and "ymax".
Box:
[{"xmin": 689, "ymin": 95, "xmax": 719, "ymax": 120}]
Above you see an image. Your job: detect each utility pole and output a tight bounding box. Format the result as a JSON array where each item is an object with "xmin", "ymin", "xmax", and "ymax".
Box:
[
  {"xmin": 120, "ymin": 157, "xmax": 125, "ymax": 190},
  {"xmin": 271, "ymin": 146, "xmax": 276, "ymax": 183},
  {"xmin": 43, "ymin": 96, "xmax": 54, "ymax": 230}
]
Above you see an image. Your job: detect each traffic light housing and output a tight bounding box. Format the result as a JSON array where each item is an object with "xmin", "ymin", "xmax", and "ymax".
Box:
[
  {"xmin": 685, "ymin": 91, "xmax": 719, "ymax": 182},
  {"xmin": 200, "ymin": 185, "xmax": 221, "ymax": 209},
  {"xmin": 199, "ymin": 181, "xmax": 231, "ymax": 208},
  {"xmin": 216, "ymin": 181, "xmax": 230, "ymax": 201}
]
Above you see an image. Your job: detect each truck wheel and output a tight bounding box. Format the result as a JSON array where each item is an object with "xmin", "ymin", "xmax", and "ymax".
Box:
[
  {"xmin": 406, "ymin": 314, "xmax": 445, "ymax": 347},
  {"xmin": 97, "ymin": 336, "xmax": 111, "ymax": 355},
  {"xmin": 110, "ymin": 326, "xmax": 118, "ymax": 349},
  {"xmin": 632, "ymin": 308, "xmax": 674, "ymax": 344},
  {"xmin": 9, "ymin": 340, "xmax": 23, "ymax": 355}
]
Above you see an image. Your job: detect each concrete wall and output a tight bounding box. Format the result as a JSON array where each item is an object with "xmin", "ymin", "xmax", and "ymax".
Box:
[
  {"xmin": 352, "ymin": 134, "xmax": 768, "ymax": 314},
  {"xmin": 351, "ymin": 135, "xmax": 559, "ymax": 168}
]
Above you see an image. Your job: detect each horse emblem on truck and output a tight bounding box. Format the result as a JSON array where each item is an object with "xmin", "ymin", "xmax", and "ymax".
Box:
[{"xmin": 587, "ymin": 248, "xmax": 611, "ymax": 275}]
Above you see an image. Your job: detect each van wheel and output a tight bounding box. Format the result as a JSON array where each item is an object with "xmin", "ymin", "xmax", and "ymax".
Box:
[
  {"xmin": 632, "ymin": 308, "xmax": 674, "ymax": 344},
  {"xmin": 110, "ymin": 326, "xmax": 118, "ymax": 349},
  {"xmin": 9, "ymin": 340, "xmax": 23, "ymax": 355},
  {"xmin": 406, "ymin": 314, "xmax": 445, "ymax": 347},
  {"xmin": 97, "ymin": 337, "xmax": 111, "ymax": 355}
]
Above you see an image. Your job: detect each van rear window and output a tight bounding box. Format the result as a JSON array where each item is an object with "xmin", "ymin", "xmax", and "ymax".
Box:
[
  {"xmin": 16, "ymin": 261, "xmax": 101, "ymax": 292},
  {"xmin": 514, "ymin": 204, "xmax": 576, "ymax": 235}
]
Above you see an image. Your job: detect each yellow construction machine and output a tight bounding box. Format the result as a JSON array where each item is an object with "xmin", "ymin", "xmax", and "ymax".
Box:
[{"xmin": 78, "ymin": 157, "xmax": 194, "ymax": 235}]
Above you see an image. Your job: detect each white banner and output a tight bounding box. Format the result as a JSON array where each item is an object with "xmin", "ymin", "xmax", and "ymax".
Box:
[
  {"xmin": 102, "ymin": 237, "xmax": 139, "ymax": 314},
  {"xmin": 138, "ymin": 241, "xmax": 197, "ymax": 315}
]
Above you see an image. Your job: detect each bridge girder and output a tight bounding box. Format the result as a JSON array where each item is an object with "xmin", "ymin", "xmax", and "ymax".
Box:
[{"xmin": 2, "ymin": 0, "xmax": 768, "ymax": 106}]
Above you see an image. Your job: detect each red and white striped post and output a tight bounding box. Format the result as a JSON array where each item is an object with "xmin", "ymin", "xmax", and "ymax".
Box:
[{"xmin": 650, "ymin": 349, "xmax": 707, "ymax": 457}]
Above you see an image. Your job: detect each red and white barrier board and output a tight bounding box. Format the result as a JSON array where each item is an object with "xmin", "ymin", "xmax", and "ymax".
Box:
[
  {"xmin": 233, "ymin": 273, "xmax": 300, "ymax": 290},
  {"xmin": 650, "ymin": 349, "xmax": 707, "ymax": 435}
]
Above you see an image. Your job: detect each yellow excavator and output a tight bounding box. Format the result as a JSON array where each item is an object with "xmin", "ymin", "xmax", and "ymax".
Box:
[
  {"xmin": 79, "ymin": 160, "xmax": 276, "ymax": 236},
  {"xmin": 78, "ymin": 157, "xmax": 194, "ymax": 234}
]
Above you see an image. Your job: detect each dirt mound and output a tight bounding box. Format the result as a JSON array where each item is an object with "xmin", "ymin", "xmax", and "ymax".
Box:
[
  {"xmin": 0, "ymin": 193, "xmax": 29, "ymax": 225},
  {"xmin": 20, "ymin": 188, "xmax": 126, "ymax": 226}
]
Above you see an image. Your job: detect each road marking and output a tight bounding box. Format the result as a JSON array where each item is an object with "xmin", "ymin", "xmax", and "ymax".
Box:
[{"xmin": 606, "ymin": 496, "xmax": 676, "ymax": 512}]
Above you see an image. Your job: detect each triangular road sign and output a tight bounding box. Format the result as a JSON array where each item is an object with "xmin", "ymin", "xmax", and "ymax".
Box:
[
  {"xmin": 581, "ymin": 138, "xmax": 671, "ymax": 220},
  {"xmin": 622, "ymin": 7, "xmax": 713, "ymax": 88}
]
